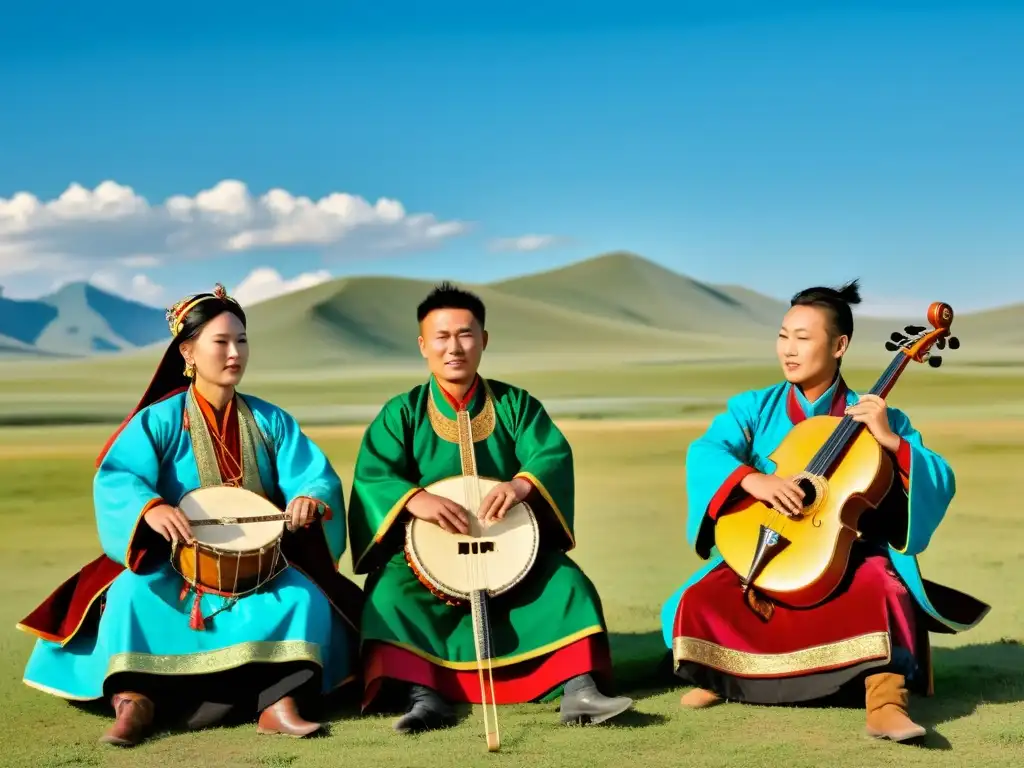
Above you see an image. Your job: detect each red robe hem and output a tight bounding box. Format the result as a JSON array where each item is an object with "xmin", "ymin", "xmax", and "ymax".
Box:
[
  {"xmin": 672, "ymin": 555, "xmax": 917, "ymax": 678},
  {"xmin": 19, "ymin": 386, "xmax": 363, "ymax": 644},
  {"xmin": 361, "ymin": 634, "xmax": 611, "ymax": 709}
]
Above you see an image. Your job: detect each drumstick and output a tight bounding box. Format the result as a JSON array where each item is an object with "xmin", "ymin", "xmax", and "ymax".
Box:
[{"xmin": 186, "ymin": 511, "xmax": 322, "ymax": 526}]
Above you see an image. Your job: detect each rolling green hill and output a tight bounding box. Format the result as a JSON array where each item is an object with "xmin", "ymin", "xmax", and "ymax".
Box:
[
  {"xmin": 241, "ymin": 272, "xmax": 753, "ymax": 369},
  {"xmin": 490, "ymin": 251, "xmax": 772, "ymax": 333},
  {"xmin": 2, "ymin": 252, "xmax": 1020, "ymax": 374}
]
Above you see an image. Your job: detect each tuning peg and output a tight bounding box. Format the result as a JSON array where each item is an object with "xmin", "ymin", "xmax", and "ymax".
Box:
[
  {"xmin": 936, "ymin": 338, "xmax": 946, "ymax": 349},
  {"xmin": 890, "ymin": 332, "xmax": 906, "ymax": 343},
  {"xmin": 928, "ymin": 356, "xmax": 942, "ymax": 368},
  {"xmin": 948, "ymin": 336, "xmax": 960, "ymax": 349},
  {"xmin": 905, "ymin": 325, "xmax": 926, "ymax": 334},
  {"xmin": 885, "ymin": 341, "xmax": 899, "ymax": 351}
]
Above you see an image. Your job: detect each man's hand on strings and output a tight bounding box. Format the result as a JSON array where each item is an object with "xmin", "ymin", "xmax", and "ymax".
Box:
[
  {"xmin": 285, "ymin": 497, "xmax": 319, "ymax": 531},
  {"xmin": 406, "ymin": 491, "xmax": 470, "ymax": 534},
  {"xmin": 143, "ymin": 503, "xmax": 194, "ymax": 544},
  {"xmin": 845, "ymin": 394, "xmax": 901, "ymax": 452},
  {"xmin": 740, "ymin": 473, "xmax": 806, "ymax": 518},
  {"xmin": 477, "ymin": 478, "xmax": 531, "ymax": 524}
]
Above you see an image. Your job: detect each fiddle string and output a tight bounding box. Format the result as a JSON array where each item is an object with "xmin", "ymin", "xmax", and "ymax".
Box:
[{"xmin": 462, "ymin": 409, "xmax": 499, "ymax": 746}]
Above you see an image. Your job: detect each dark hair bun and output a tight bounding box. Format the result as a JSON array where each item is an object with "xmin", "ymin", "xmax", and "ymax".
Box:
[{"xmin": 834, "ymin": 279, "xmax": 862, "ymax": 306}]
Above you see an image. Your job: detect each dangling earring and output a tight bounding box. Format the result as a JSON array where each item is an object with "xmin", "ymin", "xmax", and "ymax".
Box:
[{"xmin": 184, "ymin": 361, "xmax": 195, "ymax": 378}]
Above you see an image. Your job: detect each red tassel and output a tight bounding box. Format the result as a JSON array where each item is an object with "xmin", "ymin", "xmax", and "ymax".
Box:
[
  {"xmin": 179, "ymin": 581, "xmax": 191, "ymax": 602},
  {"xmin": 189, "ymin": 589, "xmax": 206, "ymax": 631}
]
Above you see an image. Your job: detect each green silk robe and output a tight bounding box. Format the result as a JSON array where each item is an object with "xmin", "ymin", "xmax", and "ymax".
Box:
[{"xmin": 347, "ymin": 375, "xmax": 610, "ymax": 707}]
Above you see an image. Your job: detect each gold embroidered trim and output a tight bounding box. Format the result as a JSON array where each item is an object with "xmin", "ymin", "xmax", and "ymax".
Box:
[
  {"xmin": 235, "ymin": 395, "xmax": 267, "ymax": 496},
  {"xmin": 672, "ymin": 631, "xmax": 891, "ymax": 677},
  {"xmin": 105, "ymin": 639, "xmax": 323, "ymax": 677},
  {"xmin": 426, "ymin": 380, "xmax": 495, "ymax": 444},
  {"xmin": 353, "ymin": 486, "xmax": 423, "ymax": 572},
  {"xmin": 370, "ymin": 624, "xmax": 605, "ymax": 670},
  {"xmin": 457, "ymin": 409, "xmax": 477, "ymax": 476},
  {"xmin": 514, "ymin": 471, "xmax": 575, "ymax": 549},
  {"xmin": 184, "ymin": 387, "xmax": 266, "ymax": 497}
]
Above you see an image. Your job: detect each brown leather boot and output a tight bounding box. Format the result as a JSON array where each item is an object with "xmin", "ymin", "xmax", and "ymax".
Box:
[
  {"xmin": 256, "ymin": 696, "xmax": 322, "ymax": 737},
  {"xmin": 864, "ymin": 673, "xmax": 927, "ymax": 742},
  {"xmin": 680, "ymin": 688, "xmax": 722, "ymax": 709},
  {"xmin": 99, "ymin": 692, "xmax": 155, "ymax": 747}
]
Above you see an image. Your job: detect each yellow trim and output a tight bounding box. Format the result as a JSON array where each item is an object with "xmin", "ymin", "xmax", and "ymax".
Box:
[
  {"xmin": 672, "ymin": 631, "xmax": 891, "ymax": 677},
  {"xmin": 353, "ymin": 486, "xmax": 423, "ymax": 572},
  {"xmin": 893, "ymin": 443, "xmax": 914, "ymax": 555},
  {"xmin": 370, "ymin": 624, "xmax": 605, "ymax": 670},
  {"xmin": 22, "ymin": 649, "xmax": 355, "ymax": 701},
  {"xmin": 15, "ymin": 569, "xmax": 122, "ymax": 647},
  {"xmin": 514, "ymin": 471, "xmax": 575, "ymax": 548},
  {"xmin": 123, "ymin": 497, "xmax": 163, "ymax": 568},
  {"xmin": 105, "ymin": 640, "xmax": 323, "ymax": 677},
  {"xmin": 22, "ymin": 678, "xmax": 95, "ymax": 702}
]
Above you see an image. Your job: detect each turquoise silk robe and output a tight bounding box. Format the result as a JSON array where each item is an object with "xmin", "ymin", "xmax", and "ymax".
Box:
[
  {"xmin": 660, "ymin": 376, "xmax": 990, "ymax": 649},
  {"xmin": 21, "ymin": 388, "xmax": 357, "ymax": 701}
]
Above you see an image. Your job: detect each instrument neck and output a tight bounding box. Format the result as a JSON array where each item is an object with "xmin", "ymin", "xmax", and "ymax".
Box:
[{"xmin": 805, "ymin": 351, "xmax": 910, "ymax": 475}]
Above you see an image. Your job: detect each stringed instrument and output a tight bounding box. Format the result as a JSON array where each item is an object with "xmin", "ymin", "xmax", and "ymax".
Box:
[
  {"xmin": 404, "ymin": 415, "xmax": 541, "ymax": 753},
  {"xmin": 713, "ymin": 301, "xmax": 959, "ymax": 609}
]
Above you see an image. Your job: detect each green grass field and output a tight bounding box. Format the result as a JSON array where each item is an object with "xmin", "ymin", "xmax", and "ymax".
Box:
[{"xmin": 1, "ymin": 361, "xmax": 1022, "ymax": 767}]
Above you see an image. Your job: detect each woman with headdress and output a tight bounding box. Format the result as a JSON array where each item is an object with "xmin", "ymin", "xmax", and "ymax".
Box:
[{"xmin": 17, "ymin": 283, "xmax": 363, "ymax": 747}]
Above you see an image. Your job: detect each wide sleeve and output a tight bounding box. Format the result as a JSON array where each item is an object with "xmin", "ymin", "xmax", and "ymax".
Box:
[
  {"xmin": 347, "ymin": 398, "xmax": 423, "ymax": 574},
  {"xmin": 884, "ymin": 407, "xmax": 955, "ymax": 556},
  {"xmin": 507, "ymin": 390, "xmax": 576, "ymax": 551},
  {"xmin": 685, "ymin": 391, "xmax": 759, "ymax": 558},
  {"xmin": 92, "ymin": 408, "xmax": 171, "ymax": 571},
  {"xmin": 268, "ymin": 406, "xmax": 347, "ymax": 564}
]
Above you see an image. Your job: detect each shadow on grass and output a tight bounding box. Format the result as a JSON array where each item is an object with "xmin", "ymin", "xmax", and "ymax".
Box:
[
  {"xmin": 65, "ymin": 635, "xmax": 1023, "ymax": 747},
  {"xmin": 608, "ymin": 631, "xmax": 1024, "ymax": 751},
  {"xmin": 919, "ymin": 640, "xmax": 1024, "ymax": 724}
]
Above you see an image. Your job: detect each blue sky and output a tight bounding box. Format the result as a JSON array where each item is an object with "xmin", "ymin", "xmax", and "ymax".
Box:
[{"xmin": 0, "ymin": 0, "xmax": 1020, "ymax": 316}]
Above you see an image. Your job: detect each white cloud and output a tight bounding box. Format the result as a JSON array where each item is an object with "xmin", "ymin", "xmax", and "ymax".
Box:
[
  {"xmin": 0, "ymin": 179, "xmax": 468, "ymax": 277},
  {"xmin": 86, "ymin": 270, "xmax": 165, "ymax": 306},
  {"xmin": 231, "ymin": 267, "xmax": 333, "ymax": 306},
  {"xmin": 488, "ymin": 234, "xmax": 568, "ymax": 252}
]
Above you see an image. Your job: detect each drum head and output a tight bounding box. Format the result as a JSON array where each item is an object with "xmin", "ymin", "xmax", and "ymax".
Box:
[{"xmin": 177, "ymin": 486, "xmax": 284, "ymax": 551}]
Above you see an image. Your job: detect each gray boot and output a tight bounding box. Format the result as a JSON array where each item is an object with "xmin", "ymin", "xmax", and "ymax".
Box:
[
  {"xmin": 559, "ymin": 674, "xmax": 633, "ymax": 725},
  {"xmin": 393, "ymin": 684, "xmax": 457, "ymax": 734}
]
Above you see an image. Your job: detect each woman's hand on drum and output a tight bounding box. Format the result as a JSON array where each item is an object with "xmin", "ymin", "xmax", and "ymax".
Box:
[
  {"xmin": 143, "ymin": 504, "xmax": 194, "ymax": 544},
  {"xmin": 405, "ymin": 491, "xmax": 470, "ymax": 534},
  {"xmin": 477, "ymin": 478, "xmax": 531, "ymax": 524},
  {"xmin": 285, "ymin": 497, "xmax": 319, "ymax": 531}
]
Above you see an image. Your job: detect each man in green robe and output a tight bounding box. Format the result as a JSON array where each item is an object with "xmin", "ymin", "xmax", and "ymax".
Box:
[{"xmin": 347, "ymin": 282, "xmax": 633, "ymax": 734}]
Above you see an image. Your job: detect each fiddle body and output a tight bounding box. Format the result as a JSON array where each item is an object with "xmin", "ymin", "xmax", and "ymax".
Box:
[
  {"xmin": 714, "ymin": 415, "xmax": 896, "ymax": 608},
  {"xmin": 713, "ymin": 301, "xmax": 958, "ymax": 608}
]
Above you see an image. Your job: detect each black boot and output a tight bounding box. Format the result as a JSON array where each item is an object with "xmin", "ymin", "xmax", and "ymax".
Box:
[
  {"xmin": 393, "ymin": 684, "xmax": 457, "ymax": 734},
  {"xmin": 559, "ymin": 674, "xmax": 633, "ymax": 725}
]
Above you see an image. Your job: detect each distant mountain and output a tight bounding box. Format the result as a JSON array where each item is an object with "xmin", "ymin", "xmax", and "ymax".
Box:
[
  {"xmin": 488, "ymin": 251, "xmax": 933, "ymax": 345},
  {"xmin": 491, "ymin": 251, "xmax": 779, "ymax": 334},
  {"xmin": 1, "ymin": 254, "xmax": 1019, "ymax": 366},
  {"xmin": 241, "ymin": 273, "xmax": 735, "ymax": 369},
  {"xmin": 0, "ymin": 282, "xmax": 166, "ymax": 356}
]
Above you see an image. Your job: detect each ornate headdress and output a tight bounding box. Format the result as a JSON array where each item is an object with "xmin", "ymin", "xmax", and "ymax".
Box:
[{"xmin": 164, "ymin": 282, "xmax": 237, "ymax": 337}]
